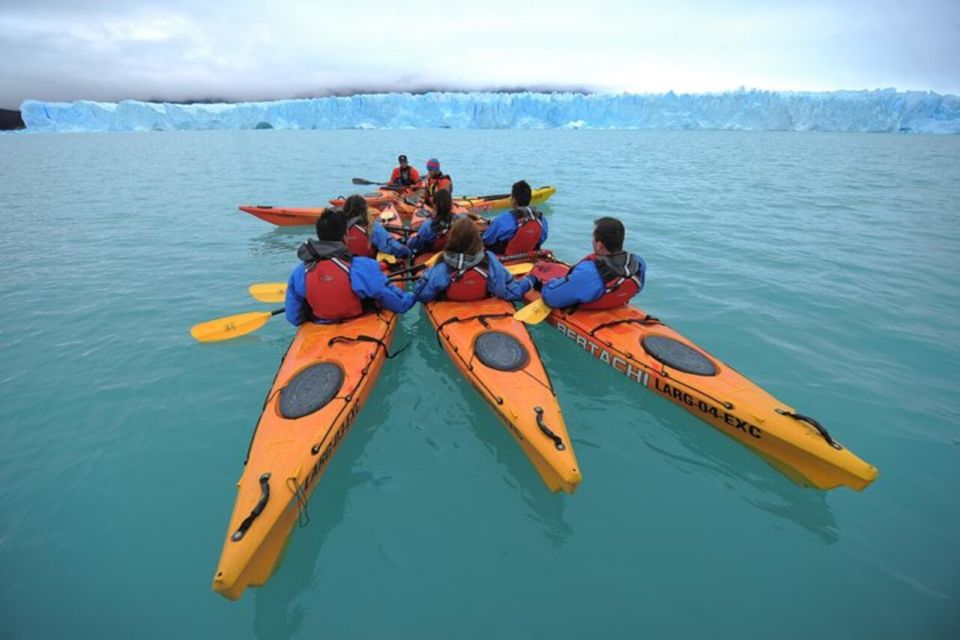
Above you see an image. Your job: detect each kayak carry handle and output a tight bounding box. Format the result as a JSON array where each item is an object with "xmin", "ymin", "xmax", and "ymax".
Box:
[
  {"xmin": 231, "ymin": 473, "xmax": 271, "ymax": 542},
  {"xmin": 777, "ymin": 410, "xmax": 842, "ymax": 450},
  {"xmin": 535, "ymin": 407, "xmax": 565, "ymax": 451}
]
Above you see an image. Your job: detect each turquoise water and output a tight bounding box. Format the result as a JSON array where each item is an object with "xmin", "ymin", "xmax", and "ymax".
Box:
[{"xmin": 1, "ymin": 129, "xmax": 958, "ymax": 639}]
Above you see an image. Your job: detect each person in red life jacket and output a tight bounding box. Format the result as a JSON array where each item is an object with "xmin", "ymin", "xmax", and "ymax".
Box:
[
  {"xmin": 285, "ymin": 209, "xmax": 415, "ymax": 325},
  {"xmin": 388, "ymin": 154, "xmax": 421, "ymax": 188},
  {"xmin": 482, "ymin": 180, "xmax": 548, "ymax": 255},
  {"xmin": 413, "ymin": 218, "xmax": 536, "ymax": 303},
  {"xmin": 422, "ymin": 158, "xmax": 452, "ymax": 207},
  {"xmin": 533, "ymin": 217, "xmax": 646, "ymax": 310},
  {"xmin": 406, "ymin": 189, "xmax": 466, "ymax": 255},
  {"xmin": 340, "ymin": 194, "xmax": 412, "ymax": 259}
]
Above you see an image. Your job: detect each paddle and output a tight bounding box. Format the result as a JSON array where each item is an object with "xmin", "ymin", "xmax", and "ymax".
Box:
[
  {"xmin": 190, "ymin": 308, "xmax": 284, "ymax": 342},
  {"xmin": 513, "ymin": 298, "xmax": 552, "ymax": 325},
  {"xmin": 377, "ymin": 252, "xmax": 398, "ymax": 265},
  {"xmin": 247, "ymin": 265, "xmax": 532, "ymax": 304},
  {"xmin": 248, "ymin": 283, "xmax": 287, "ymax": 304},
  {"xmin": 352, "ymin": 178, "xmax": 408, "ymax": 192}
]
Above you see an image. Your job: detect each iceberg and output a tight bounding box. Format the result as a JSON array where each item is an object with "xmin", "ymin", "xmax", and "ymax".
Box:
[{"xmin": 19, "ymin": 89, "xmax": 960, "ymax": 134}]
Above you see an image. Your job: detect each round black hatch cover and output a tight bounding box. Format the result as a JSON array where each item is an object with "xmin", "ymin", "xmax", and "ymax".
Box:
[
  {"xmin": 474, "ymin": 331, "xmax": 529, "ymax": 372},
  {"xmin": 642, "ymin": 336, "xmax": 717, "ymax": 376},
  {"xmin": 279, "ymin": 363, "xmax": 345, "ymax": 419}
]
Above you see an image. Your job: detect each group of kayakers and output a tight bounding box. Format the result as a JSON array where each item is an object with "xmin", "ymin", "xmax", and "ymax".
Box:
[{"xmin": 284, "ymin": 156, "xmax": 647, "ymax": 325}]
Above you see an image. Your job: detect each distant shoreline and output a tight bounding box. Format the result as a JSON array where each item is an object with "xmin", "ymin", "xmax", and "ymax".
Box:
[{"xmin": 1, "ymin": 109, "xmax": 24, "ymax": 130}]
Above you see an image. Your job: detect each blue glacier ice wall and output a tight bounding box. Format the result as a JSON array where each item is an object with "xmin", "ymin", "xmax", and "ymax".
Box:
[{"xmin": 19, "ymin": 90, "xmax": 960, "ymax": 134}]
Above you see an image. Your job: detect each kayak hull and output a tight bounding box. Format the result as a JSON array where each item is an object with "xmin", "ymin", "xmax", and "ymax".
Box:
[
  {"xmin": 526, "ymin": 260, "xmax": 877, "ymax": 492},
  {"xmin": 212, "ymin": 311, "xmax": 397, "ymax": 600},
  {"xmin": 239, "ymin": 205, "xmax": 327, "ymax": 227},
  {"xmin": 424, "ymin": 296, "xmax": 581, "ymax": 493},
  {"xmin": 456, "ymin": 185, "xmax": 556, "ymax": 211}
]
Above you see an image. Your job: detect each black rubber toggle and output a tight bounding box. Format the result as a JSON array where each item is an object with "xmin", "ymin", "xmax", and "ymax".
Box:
[
  {"xmin": 474, "ymin": 331, "xmax": 530, "ymax": 371},
  {"xmin": 279, "ymin": 363, "xmax": 345, "ymax": 419},
  {"xmin": 777, "ymin": 410, "xmax": 842, "ymax": 450},
  {"xmin": 231, "ymin": 473, "xmax": 271, "ymax": 542},
  {"xmin": 642, "ymin": 336, "xmax": 717, "ymax": 376},
  {"xmin": 535, "ymin": 407, "xmax": 565, "ymax": 450}
]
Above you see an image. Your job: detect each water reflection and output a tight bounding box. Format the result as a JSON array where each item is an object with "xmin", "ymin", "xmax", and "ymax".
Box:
[{"xmin": 249, "ymin": 227, "xmax": 311, "ymax": 257}]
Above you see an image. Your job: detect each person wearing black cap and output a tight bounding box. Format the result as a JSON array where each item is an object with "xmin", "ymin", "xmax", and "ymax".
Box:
[{"xmin": 389, "ymin": 155, "xmax": 421, "ymax": 187}]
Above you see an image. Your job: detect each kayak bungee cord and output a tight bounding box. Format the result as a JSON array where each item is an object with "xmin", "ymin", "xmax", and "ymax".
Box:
[
  {"xmin": 585, "ymin": 314, "xmax": 661, "ymax": 337},
  {"xmin": 287, "ymin": 476, "xmax": 310, "ymax": 528},
  {"xmin": 328, "ymin": 334, "xmax": 410, "ymax": 361}
]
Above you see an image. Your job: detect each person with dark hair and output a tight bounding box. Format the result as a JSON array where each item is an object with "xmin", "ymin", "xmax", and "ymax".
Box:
[
  {"xmin": 388, "ymin": 154, "xmax": 421, "ymax": 187},
  {"xmin": 340, "ymin": 194, "xmax": 412, "ymax": 259},
  {"xmin": 532, "ymin": 216, "xmax": 645, "ymax": 310},
  {"xmin": 284, "ymin": 209, "xmax": 415, "ymax": 326},
  {"xmin": 406, "ymin": 189, "xmax": 465, "ymax": 255},
  {"xmin": 481, "ymin": 180, "xmax": 548, "ymax": 255},
  {"xmin": 413, "ymin": 218, "xmax": 537, "ymax": 303},
  {"xmin": 422, "ymin": 158, "xmax": 453, "ymax": 207}
]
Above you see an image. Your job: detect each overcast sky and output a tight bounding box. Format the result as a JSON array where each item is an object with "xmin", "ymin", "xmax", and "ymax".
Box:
[{"xmin": 1, "ymin": 0, "xmax": 958, "ymax": 109}]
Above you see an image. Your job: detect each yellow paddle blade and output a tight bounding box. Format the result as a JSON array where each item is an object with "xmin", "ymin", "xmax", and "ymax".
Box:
[
  {"xmin": 190, "ymin": 310, "xmax": 277, "ymax": 343},
  {"xmin": 425, "ymin": 252, "xmax": 442, "ymax": 267},
  {"xmin": 514, "ymin": 299, "xmax": 552, "ymax": 325},
  {"xmin": 377, "ymin": 252, "xmax": 398, "ymax": 264},
  {"xmin": 249, "ymin": 283, "xmax": 287, "ymax": 303},
  {"xmin": 506, "ymin": 263, "xmax": 533, "ymax": 276}
]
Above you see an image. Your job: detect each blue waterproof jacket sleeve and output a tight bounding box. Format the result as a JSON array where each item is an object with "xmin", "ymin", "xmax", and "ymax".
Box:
[
  {"xmin": 371, "ymin": 221, "xmax": 412, "ymax": 258},
  {"xmin": 481, "ymin": 211, "xmax": 516, "ymax": 248},
  {"xmin": 285, "ymin": 263, "xmax": 308, "ymax": 326},
  {"xmin": 349, "ymin": 257, "xmax": 416, "ymax": 313},
  {"xmin": 406, "ymin": 221, "xmax": 437, "ymax": 254},
  {"xmin": 412, "ymin": 263, "xmax": 452, "ymax": 303},
  {"xmin": 485, "ymin": 253, "xmax": 533, "ymax": 301},
  {"xmin": 541, "ymin": 261, "xmax": 606, "ymax": 308},
  {"xmin": 539, "ymin": 215, "xmax": 549, "ymax": 246}
]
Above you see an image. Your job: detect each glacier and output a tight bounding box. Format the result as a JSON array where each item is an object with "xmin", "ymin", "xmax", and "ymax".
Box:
[{"xmin": 19, "ymin": 90, "xmax": 960, "ymax": 134}]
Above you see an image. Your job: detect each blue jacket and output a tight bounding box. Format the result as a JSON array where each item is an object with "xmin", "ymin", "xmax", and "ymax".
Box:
[
  {"xmin": 542, "ymin": 254, "xmax": 646, "ymax": 309},
  {"xmin": 371, "ymin": 220, "xmax": 412, "ymax": 258},
  {"xmin": 285, "ymin": 255, "xmax": 415, "ymax": 326},
  {"xmin": 482, "ymin": 208, "xmax": 549, "ymax": 252},
  {"xmin": 413, "ymin": 251, "xmax": 534, "ymax": 303},
  {"xmin": 406, "ymin": 214, "xmax": 465, "ymax": 254}
]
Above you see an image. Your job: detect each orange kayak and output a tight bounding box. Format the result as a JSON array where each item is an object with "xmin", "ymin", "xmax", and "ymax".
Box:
[
  {"xmin": 212, "ymin": 310, "xmax": 398, "ymax": 600},
  {"xmin": 424, "ymin": 292, "xmax": 581, "ymax": 493},
  {"xmin": 526, "ymin": 260, "xmax": 878, "ymax": 492},
  {"xmin": 238, "ymin": 205, "xmax": 329, "ymax": 227}
]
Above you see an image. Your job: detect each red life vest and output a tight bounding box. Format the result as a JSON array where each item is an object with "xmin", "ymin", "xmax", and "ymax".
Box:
[
  {"xmin": 425, "ymin": 174, "xmax": 452, "ymax": 204},
  {"xmin": 305, "ymin": 256, "xmax": 365, "ymax": 321},
  {"xmin": 503, "ymin": 208, "xmax": 544, "ymax": 255},
  {"xmin": 344, "ymin": 219, "xmax": 376, "ymax": 257},
  {"xmin": 444, "ymin": 257, "xmax": 489, "ymax": 301},
  {"xmin": 578, "ymin": 253, "xmax": 643, "ymax": 310}
]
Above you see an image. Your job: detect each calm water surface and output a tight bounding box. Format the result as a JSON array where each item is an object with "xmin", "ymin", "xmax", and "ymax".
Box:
[{"xmin": 1, "ymin": 129, "xmax": 958, "ymax": 639}]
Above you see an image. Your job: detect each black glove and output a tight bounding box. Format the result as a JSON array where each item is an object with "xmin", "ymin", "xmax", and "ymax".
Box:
[{"xmin": 528, "ymin": 274, "xmax": 543, "ymax": 292}]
